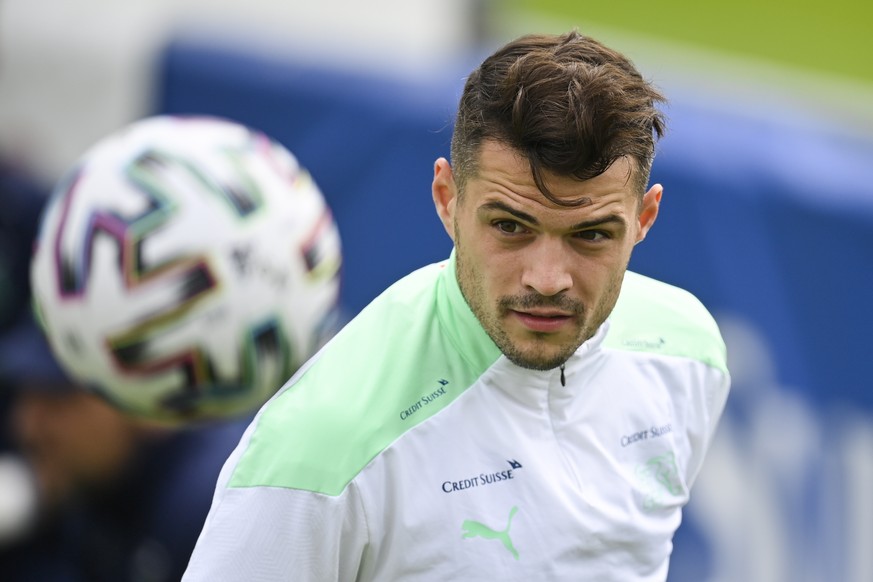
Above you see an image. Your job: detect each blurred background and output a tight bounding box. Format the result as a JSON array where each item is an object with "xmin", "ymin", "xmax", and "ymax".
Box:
[{"xmin": 1, "ymin": 1, "xmax": 871, "ymax": 580}]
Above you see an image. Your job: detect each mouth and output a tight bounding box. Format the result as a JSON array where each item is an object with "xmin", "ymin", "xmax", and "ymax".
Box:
[{"xmin": 510, "ymin": 310, "xmax": 575, "ymax": 333}]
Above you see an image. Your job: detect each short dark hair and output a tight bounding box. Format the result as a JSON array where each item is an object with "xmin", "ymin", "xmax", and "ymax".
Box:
[{"xmin": 451, "ymin": 30, "xmax": 667, "ymax": 205}]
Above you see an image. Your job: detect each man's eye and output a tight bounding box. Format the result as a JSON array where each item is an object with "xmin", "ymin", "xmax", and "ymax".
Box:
[
  {"xmin": 574, "ymin": 230, "xmax": 609, "ymax": 242},
  {"xmin": 494, "ymin": 220, "xmax": 523, "ymax": 234}
]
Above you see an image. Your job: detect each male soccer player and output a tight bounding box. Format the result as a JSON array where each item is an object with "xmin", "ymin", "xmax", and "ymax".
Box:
[{"xmin": 183, "ymin": 30, "xmax": 730, "ymax": 581}]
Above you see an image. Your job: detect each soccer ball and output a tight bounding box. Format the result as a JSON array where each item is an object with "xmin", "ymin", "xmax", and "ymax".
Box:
[{"xmin": 30, "ymin": 115, "xmax": 342, "ymax": 423}]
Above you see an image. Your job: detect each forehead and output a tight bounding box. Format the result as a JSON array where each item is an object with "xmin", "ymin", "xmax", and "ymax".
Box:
[{"xmin": 464, "ymin": 141, "xmax": 638, "ymax": 216}]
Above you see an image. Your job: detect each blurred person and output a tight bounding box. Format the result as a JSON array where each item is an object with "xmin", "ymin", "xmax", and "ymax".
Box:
[
  {"xmin": 0, "ymin": 115, "xmax": 344, "ymax": 580},
  {"xmin": 183, "ymin": 30, "xmax": 730, "ymax": 581},
  {"xmin": 0, "ymin": 314, "xmax": 251, "ymax": 581}
]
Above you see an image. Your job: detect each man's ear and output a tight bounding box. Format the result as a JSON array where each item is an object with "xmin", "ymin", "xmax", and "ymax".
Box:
[
  {"xmin": 635, "ymin": 183, "xmax": 662, "ymax": 244},
  {"xmin": 432, "ymin": 157, "xmax": 457, "ymax": 242}
]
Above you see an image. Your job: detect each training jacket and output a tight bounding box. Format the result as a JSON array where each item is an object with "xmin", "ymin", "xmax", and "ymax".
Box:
[{"xmin": 183, "ymin": 253, "xmax": 730, "ymax": 581}]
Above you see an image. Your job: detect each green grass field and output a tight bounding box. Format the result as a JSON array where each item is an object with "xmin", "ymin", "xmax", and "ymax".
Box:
[{"xmin": 505, "ymin": 0, "xmax": 872, "ymax": 85}]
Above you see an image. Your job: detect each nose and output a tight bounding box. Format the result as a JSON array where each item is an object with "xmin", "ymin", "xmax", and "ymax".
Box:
[{"xmin": 520, "ymin": 239, "xmax": 573, "ymax": 297}]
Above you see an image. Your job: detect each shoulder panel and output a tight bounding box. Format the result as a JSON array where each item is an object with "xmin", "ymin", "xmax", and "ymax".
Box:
[
  {"xmin": 604, "ymin": 271, "xmax": 728, "ymax": 373},
  {"xmin": 229, "ymin": 258, "xmax": 500, "ymax": 494}
]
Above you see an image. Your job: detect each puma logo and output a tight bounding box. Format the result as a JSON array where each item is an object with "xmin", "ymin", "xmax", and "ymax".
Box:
[{"xmin": 461, "ymin": 506, "xmax": 520, "ymax": 560}]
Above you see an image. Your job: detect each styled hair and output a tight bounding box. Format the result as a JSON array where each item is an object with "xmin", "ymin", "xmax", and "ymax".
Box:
[{"xmin": 451, "ymin": 30, "xmax": 667, "ymax": 205}]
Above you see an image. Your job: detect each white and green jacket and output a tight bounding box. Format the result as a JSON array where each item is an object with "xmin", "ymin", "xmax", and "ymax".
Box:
[{"xmin": 184, "ymin": 254, "xmax": 730, "ymax": 581}]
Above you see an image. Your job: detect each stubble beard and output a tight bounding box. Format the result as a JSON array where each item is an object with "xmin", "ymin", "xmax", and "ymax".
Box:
[{"xmin": 454, "ymin": 236, "xmax": 622, "ymax": 371}]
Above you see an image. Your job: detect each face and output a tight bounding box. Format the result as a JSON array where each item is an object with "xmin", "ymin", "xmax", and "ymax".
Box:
[
  {"xmin": 11, "ymin": 386, "xmax": 139, "ymax": 507},
  {"xmin": 433, "ymin": 141, "xmax": 661, "ymax": 370}
]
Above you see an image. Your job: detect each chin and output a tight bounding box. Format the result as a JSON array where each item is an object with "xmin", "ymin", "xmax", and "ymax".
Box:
[{"xmin": 503, "ymin": 344, "xmax": 574, "ymax": 371}]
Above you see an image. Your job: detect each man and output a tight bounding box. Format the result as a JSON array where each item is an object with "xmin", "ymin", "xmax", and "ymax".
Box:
[
  {"xmin": 183, "ymin": 30, "xmax": 730, "ymax": 581},
  {"xmin": 0, "ymin": 315, "xmax": 251, "ymax": 581}
]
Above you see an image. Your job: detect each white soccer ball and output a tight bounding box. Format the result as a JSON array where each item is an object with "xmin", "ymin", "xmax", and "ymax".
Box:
[{"xmin": 30, "ymin": 115, "xmax": 342, "ymax": 423}]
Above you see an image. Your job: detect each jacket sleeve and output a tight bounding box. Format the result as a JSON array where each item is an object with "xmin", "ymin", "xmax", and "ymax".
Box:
[
  {"xmin": 683, "ymin": 364, "xmax": 731, "ymax": 489},
  {"xmin": 182, "ymin": 481, "xmax": 368, "ymax": 581}
]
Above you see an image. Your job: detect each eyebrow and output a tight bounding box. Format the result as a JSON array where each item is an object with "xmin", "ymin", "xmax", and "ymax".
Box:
[
  {"xmin": 480, "ymin": 201, "xmax": 538, "ymax": 224},
  {"xmin": 479, "ymin": 201, "xmax": 627, "ymax": 231}
]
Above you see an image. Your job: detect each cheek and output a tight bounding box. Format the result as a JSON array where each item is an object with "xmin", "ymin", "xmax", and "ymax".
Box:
[
  {"xmin": 473, "ymin": 248, "xmax": 517, "ymax": 294},
  {"xmin": 571, "ymin": 252, "xmax": 627, "ymax": 292}
]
